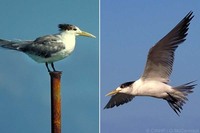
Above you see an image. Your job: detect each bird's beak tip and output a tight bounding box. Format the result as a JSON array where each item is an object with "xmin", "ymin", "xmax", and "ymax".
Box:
[
  {"xmin": 105, "ymin": 93, "xmax": 111, "ymax": 97},
  {"xmin": 105, "ymin": 90, "xmax": 119, "ymax": 96},
  {"xmin": 79, "ymin": 31, "xmax": 96, "ymax": 38}
]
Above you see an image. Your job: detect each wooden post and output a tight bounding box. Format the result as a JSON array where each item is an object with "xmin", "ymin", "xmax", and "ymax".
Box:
[{"xmin": 49, "ymin": 71, "xmax": 62, "ymax": 133}]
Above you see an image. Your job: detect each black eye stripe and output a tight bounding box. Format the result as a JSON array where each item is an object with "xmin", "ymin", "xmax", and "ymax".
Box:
[{"xmin": 120, "ymin": 81, "xmax": 135, "ymax": 88}]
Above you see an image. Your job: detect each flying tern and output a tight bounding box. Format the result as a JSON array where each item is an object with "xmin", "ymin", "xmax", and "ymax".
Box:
[
  {"xmin": 0, "ymin": 24, "xmax": 95, "ymax": 72},
  {"xmin": 104, "ymin": 11, "xmax": 196, "ymax": 115}
]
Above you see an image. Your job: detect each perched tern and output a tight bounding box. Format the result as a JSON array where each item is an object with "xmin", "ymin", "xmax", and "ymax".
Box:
[
  {"xmin": 0, "ymin": 24, "xmax": 95, "ymax": 72},
  {"xmin": 104, "ymin": 11, "xmax": 196, "ymax": 115}
]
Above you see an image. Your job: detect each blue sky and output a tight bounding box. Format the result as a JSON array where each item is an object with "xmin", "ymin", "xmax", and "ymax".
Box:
[
  {"xmin": 101, "ymin": 1, "xmax": 200, "ymax": 133},
  {"xmin": 0, "ymin": 0, "xmax": 99, "ymax": 133}
]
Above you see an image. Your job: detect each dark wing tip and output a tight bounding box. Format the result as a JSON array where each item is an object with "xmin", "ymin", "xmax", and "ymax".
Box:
[
  {"xmin": 180, "ymin": 11, "xmax": 194, "ymax": 31},
  {"xmin": 104, "ymin": 93, "xmax": 134, "ymax": 109},
  {"xmin": 186, "ymin": 11, "xmax": 194, "ymax": 21},
  {"xmin": 176, "ymin": 11, "xmax": 194, "ymax": 39}
]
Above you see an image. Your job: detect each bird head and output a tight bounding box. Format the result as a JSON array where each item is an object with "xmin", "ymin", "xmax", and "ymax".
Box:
[
  {"xmin": 106, "ymin": 81, "xmax": 135, "ymax": 96},
  {"xmin": 58, "ymin": 24, "xmax": 96, "ymax": 38}
]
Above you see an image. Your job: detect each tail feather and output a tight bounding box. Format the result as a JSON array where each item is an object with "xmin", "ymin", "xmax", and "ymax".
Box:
[
  {"xmin": 0, "ymin": 39, "xmax": 21, "ymax": 50},
  {"xmin": 0, "ymin": 39, "xmax": 32, "ymax": 51},
  {"xmin": 165, "ymin": 81, "xmax": 196, "ymax": 116}
]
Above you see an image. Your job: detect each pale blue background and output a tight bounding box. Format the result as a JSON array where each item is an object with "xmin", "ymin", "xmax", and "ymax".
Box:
[
  {"xmin": 101, "ymin": 1, "xmax": 200, "ymax": 133},
  {"xmin": 0, "ymin": 0, "xmax": 99, "ymax": 133}
]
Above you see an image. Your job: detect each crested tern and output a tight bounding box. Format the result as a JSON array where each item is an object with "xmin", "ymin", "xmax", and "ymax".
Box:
[
  {"xmin": 104, "ymin": 11, "xmax": 196, "ymax": 116},
  {"xmin": 0, "ymin": 24, "xmax": 95, "ymax": 72}
]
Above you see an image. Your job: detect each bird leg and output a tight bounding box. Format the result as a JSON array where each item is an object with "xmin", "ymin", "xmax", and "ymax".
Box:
[
  {"xmin": 45, "ymin": 62, "xmax": 51, "ymax": 72},
  {"xmin": 51, "ymin": 63, "xmax": 56, "ymax": 72}
]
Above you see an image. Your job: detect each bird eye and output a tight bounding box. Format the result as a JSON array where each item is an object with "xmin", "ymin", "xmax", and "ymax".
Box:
[
  {"xmin": 120, "ymin": 84, "xmax": 125, "ymax": 88},
  {"xmin": 73, "ymin": 28, "xmax": 77, "ymax": 31},
  {"xmin": 120, "ymin": 81, "xmax": 134, "ymax": 88}
]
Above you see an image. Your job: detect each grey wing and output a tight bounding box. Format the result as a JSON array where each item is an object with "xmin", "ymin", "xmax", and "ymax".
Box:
[
  {"xmin": 141, "ymin": 11, "xmax": 193, "ymax": 83},
  {"xmin": 104, "ymin": 93, "xmax": 134, "ymax": 109},
  {"xmin": 20, "ymin": 35, "xmax": 65, "ymax": 58}
]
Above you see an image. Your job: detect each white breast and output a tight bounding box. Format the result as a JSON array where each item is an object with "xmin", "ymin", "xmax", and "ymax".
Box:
[{"xmin": 131, "ymin": 78, "xmax": 172, "ymax": 98}]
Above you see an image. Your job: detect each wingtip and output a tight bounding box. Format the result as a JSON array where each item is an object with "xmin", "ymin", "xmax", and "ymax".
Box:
[
  {"xmin": 186, "ymin": 11, "xmax": 194, "ymax": 21},
  {"xmin": 188, "ymin": 11, "xmax": 193, "ymax": 15},
  {"xmin": 103, "ymin": 105, "xmax": 109, "ymax": 110}
]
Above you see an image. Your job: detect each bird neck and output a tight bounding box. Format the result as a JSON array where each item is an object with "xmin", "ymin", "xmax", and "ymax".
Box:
[{"xmin": 60, "ymin": 31, "xmax": 76, "ymax": 53}]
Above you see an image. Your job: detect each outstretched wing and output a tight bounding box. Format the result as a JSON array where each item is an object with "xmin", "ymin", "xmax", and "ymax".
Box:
[
  {"xmin": 104, "ymin": 93, "xmax": 134, "ymax": 109},
  {"xmin": 141, "ymin": 11, "xmax": 193, "ymax": 83}
]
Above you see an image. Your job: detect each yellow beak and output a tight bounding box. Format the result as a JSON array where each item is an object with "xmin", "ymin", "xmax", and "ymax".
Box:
[
  {"xmin": 105, "ymin": 90, "xmax": 120, "ymax": 96},
  {"xmin": 78, "ymin": 31, "xmax": 96, "ymax": 38}
]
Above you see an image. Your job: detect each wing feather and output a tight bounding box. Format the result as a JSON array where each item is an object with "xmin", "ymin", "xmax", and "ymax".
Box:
[
  {"xmin": 104, "ymin": 93, "xmax": 134, "ymax": 109},
  {"xmin": 141, "ymin": 11, "xmax": 194, "ymax": 83},
  {"xmin": 20, "ymin": 35, "xmax": 65, "ymax": 58}
]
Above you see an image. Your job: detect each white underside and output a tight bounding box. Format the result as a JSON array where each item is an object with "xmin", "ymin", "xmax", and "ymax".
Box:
[
  {"xmin": 27, "ymin": 49, "xmax": 72, "ymax": 63},
  {"xmin": 130, "ymin": 78, "xmax": 174, "ymax": 98}
]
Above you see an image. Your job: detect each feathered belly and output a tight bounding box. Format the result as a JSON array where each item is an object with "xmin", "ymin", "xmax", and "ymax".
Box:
[
  {"xmin": 26, "ymin": 50, "xmax": 72, "ymax": 63},
  {"xmin": 135, "ymin": 79, "xmax": 172, "ymax": 98}
]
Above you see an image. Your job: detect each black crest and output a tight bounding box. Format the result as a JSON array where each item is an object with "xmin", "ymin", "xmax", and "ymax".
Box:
[
  {"xmin": 120, "ymin": 81, "xmax": 135, "ymax": 88},
  {"xmin": 58, "ymin": 24, "xmax": 77, "ymax": 31}
]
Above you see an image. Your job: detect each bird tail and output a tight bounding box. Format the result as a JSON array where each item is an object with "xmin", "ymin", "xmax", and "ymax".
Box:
[
  {"xmin": 165, "ymin": 81, "xmax": 196, "ymax": 116},
  {"xmin": 0, "ymin": 39, "xmax": 22, "ymax": 50},
  {"xmin": 0, "ymin": 39, "xmax": 31, "ymax": 51}
]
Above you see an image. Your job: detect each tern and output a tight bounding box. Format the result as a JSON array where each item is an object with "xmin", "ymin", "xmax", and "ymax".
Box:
[
  {"xmin": 104, "ymin": 11, "xmax": 196, "ymax": 115},
  {"xmin": 0, "ymin": 24, "xmax": 95, "ymax": 72}
]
